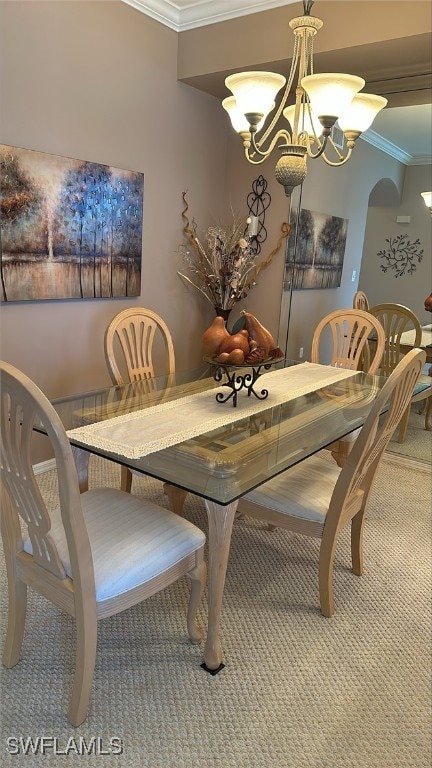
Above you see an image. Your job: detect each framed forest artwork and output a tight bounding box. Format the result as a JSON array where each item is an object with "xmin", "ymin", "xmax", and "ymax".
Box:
[
  {"xmin": 285, "ymin": 208, "xmax": 348, "ymax": 290},
  {"xmin": 0, "ymin": 145, "xmax": 144, "ymax": 302}
]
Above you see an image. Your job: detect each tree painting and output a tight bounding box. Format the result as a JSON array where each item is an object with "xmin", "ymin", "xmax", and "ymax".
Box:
[
  {"xmin": 285, "ymin": 208, "xmax": 348, "ymax": 289},
  {"xmin": 0, "ymin": 145, "xmax": 144, "ymax": 302}
]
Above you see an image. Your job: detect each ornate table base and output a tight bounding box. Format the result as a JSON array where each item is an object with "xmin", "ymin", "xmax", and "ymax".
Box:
[{"xmin": 212, "ymin": 361, "xmax": 276, "ymax": 407}]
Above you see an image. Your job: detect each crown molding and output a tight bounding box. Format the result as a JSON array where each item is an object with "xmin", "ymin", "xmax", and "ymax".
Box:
[
  {"xmin": 406, "ymin": 155, "xmax": 432, "ymax": 166},
  {"xmin": 361, "ymin": 130, "xmax": 412, "ymax": 165},
  {"xmin": 121, "ymin": 0, "xmax": 296, "ymax": 32},
  {"xmin": 121, "ymin": 0, "xmax": 180, "ymax": 31},
  {"xmin": 361, "ymin": 130, "xmax": 431, "ymax": 166}
]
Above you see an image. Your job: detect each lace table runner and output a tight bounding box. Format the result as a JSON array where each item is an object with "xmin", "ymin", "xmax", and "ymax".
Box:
[{"xmin": 67, "ymin": 363, "xmax": 358, "ymax": 460}]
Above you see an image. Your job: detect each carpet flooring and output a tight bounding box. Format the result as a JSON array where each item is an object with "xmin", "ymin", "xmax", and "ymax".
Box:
[
  {"xmin": 0, "ymin": 454, "xmax": 431, "ymax": 768},
  {"xmin": 386, "ymin": 405, "xmax": 431, "ymax": 463}
]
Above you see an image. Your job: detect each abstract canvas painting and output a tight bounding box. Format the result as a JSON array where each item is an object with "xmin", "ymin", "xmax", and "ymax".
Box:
[
  {"xmin": 284, "ymin": 208, "xmax": 348, "ymax": 290},
  {"xmin": 0, "ymin": 145, "xmax": 144, "ymax": 302}
]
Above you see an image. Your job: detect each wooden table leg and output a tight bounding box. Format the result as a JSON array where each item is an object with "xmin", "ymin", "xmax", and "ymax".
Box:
[
  {"xmin": 163, "ymin": 483, "xmax": 188, "ymax": 516},
  {"xmin": 71, "ymin": 447, "xmax": 90, "ymax": 493},
  {"xmin": 202, "ymin": 499, "xmax": 238, "ymax": 672}
]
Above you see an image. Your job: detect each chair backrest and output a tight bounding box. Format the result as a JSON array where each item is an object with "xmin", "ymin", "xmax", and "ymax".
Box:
[
  {"xmin": 327, "ymin": 348, "xmax": 425, "ymax": 524},
  {"xmin": 311, "ymin": 308, "xmax": 385, "ymax": 374},
  {"xmin": 104, "ymin": 308, "xmax": 176, "ymax": 386},
  {"xmin": 353, "ymin": 290, "xmax": 369, "ymax": 311},
  {"xmin": 368, "ymin": 302, "xmax": 422, "ymax": 377},
  {"xmin": 0, "ymin": 361, "xmax": 95, "ymax": 597}
]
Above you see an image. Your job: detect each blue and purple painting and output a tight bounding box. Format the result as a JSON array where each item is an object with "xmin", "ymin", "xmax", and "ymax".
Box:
[{"xmin": 0, "ymin": 145, "xmax": 144, "ymax": 302}]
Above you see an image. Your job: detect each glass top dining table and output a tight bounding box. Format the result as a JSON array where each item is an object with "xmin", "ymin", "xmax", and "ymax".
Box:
[{"xmin": 38, "ymin": 359, "xmax": 388, "ymax": 673}]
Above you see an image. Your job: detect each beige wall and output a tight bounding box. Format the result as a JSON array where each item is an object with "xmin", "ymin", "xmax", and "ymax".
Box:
[
  {"xmin": 359, "ymin": 164, "xmax": 432, "ymax": 321},
  {"xmin": 0, "ymin": 0, "xmax": 229, "ymax": 396}
]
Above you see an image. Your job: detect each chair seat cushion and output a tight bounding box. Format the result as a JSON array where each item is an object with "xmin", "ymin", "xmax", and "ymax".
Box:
[
  {"xmin": 415, "ymin": 374, "xmax": 431, "ymax": 391},
  {"xmin": 23, "ymin": 488, "xmax": 205, "ymax": 603},
  {"xmin": 243, "ymin": 452, "xmax": 341, "ymax": 523}
]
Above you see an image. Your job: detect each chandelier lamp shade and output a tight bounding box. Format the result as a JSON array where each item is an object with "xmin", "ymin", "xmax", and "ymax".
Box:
[
  {"xmin": 222, "ymin": 0, "xmax": 388, "ymax": 196},
  {"xmin": 421, "ymin": 191, "xmax": 432, "ymax": 214}
]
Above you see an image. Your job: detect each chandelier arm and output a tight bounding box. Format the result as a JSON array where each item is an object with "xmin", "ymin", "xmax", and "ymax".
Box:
[
  {"xmin": 256, "ymin": 35, "xmax": 302, "ymax": 147},
  {"xmin": 319, "ymin": 147, "xmax": 354, "ymax": 167},
  {"xmin": 305, "ymin": 133, "xmax": 329, "ymax": 159},
  {"xmin": 250, "ymin": 128, "xmax": 293, "ymax": 159},
  {"xmin": 325, "ymin": 134, "xmax": 345, "ymax": 161},
  {"xmin": 243, "ymin": 147, "xmax": 269, "ymax": 165}
]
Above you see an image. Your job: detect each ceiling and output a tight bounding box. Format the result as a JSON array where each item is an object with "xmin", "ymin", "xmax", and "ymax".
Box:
[{"xmin": 122, "ymin": 0, "xmax": 432, "ymax": 164}]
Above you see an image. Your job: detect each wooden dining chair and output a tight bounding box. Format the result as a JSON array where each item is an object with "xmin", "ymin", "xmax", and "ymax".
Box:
[
  {"xmin": 104, "ymin": 307, "xmax": 175, "ymax": 387},
  {"xmin": 104, "ymin": 307, "xmax": 176, "ymax": 493},
  {"xmin": 237, "ymin": 348, "xmax": 425, "ymax": 617},
  {"xmin": 0, "ymin": 360, "xmax": 206, "ymax": 727},
  {"xmin": 310, "ymin": 308, "xmax": 385, "ymax": 466},
  {"xmin": 368, "ymin": 302, "xmax": 431, "ymax": 441},
  {"xmin": 353, "ymin": 290, "xmax": 369, "ymax": 311}
]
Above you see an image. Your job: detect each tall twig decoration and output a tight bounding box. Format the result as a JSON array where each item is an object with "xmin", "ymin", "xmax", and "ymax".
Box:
[{"xmin": 179, "ymin": 191, "xmax": 290, "ymax": 311}]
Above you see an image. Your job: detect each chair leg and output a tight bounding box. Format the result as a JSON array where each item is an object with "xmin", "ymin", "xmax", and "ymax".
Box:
[
  {"xmin": 351, "ymin": 509, "xmax": 366, "ymax": 576},
  {"xmin": 424, "ymin": 396, "xmax": 432, "ymax": 431},
  {"xmin": 186, "ymin": 558, "xmax": 207, "ymax": 644},
  {"xmin": 120, "ymin": 466, "xmax": 133, "ymax": 493},
  {"xmin": 318, "ymin": 529, "xmax": 338, "ymax": 617},
  {"xmin": 68, "ymin": 607, "xmax": 97, "ymax": 727},
  {"xmin": 397, "ymin": 403, "xmax": 411, "ymax": 443},
  {"xmin": 3, "ymin": 567, "xmax": 27, "ymax": 669}
]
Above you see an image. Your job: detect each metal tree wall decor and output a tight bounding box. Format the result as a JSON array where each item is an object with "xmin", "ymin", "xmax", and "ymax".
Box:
[
  {"xmin": 378, "ymin": 234, "xmax": 424, "ymax": 278},
  {"xmin": 245, "ymin": 175, "xmax": 271, "ymax": 255},
  {"xmin": 0, "ymin": 145, "xmax": 144, "ymax": 302}
]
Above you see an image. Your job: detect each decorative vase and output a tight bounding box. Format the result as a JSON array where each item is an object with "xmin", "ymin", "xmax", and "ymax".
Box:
[
  {"xmin": 214, "ymin": 307, "xmax": 232, "ymax": 326},
  {"xmin": 424, "ymin": 293, "xmax": 432, "ymax": 312}
]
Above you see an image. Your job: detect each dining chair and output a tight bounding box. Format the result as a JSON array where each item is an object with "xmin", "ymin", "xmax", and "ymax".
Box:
[
  {"xmin": 104, "ymin": 307, "xmax": 176, "ymax": 493},
  {"xmin": 310, "ymin": 308, "xmax": 385, "ymax": 466},
  {"xmin": 237, "ymin": 348, "xmax": 425, "ymax": 617},
  {"xmin": 368, "ymin": 302, "xmax": 431, "ymax": 441},
  {"xmin": 0, "ymin": 360, "xmax": 206, "ymax": 727},
  {"xmin": 352, "ymin": 290, "xmax": 369, "ymax": 311}
]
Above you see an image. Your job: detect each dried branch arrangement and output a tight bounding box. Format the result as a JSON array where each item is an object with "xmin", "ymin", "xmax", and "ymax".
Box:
[{"xmin": 178, "ymin": 191, "xmax": 290, "ymax": 311}]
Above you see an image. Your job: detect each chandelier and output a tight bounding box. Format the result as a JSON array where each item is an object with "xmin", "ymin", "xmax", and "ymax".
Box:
[{"xmin": 222, "ymin": 0, "xmax": 388, "ymax": 197}]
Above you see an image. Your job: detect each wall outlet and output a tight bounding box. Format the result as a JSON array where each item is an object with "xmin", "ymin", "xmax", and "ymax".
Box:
[
  {"xmin": 299, "ymin": 346, "xmax": 304, "ymax": 359},
  {"xmin": 351, "ymin": 270, "xmax": 356, "ymax": 282}
]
